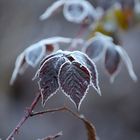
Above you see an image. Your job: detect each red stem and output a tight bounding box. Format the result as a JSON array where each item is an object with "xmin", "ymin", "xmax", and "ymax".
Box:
[
  {"xmin": 6, "ymin": 93, "xmax": 41, "ymax": 140},
  {"xmin": 76, "ymin": 24, "xmax": 88, "ymax": 38}
]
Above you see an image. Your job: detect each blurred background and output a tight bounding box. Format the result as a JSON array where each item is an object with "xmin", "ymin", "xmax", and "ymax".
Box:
[{"xmin": 0, "ymin": 0, "xmax": 140, "ymax": 139}]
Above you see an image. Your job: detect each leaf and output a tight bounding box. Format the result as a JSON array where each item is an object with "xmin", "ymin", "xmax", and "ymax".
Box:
[
  {"xmin": 40, "ymin": 37, "xmax": 72, "ymax": 45},
  {"xmin": 69, "ymin": 51, "xmax": 101, "ymax": 95},
  {"xmin": 63, "ymin": 0, "xmax": 97, "ymax": 24},
  {"xmin": 37, "ymin": 55, "xmax": 67, "ymax": 106},
  {"xmin": 40, "ymin": 0, "xmax": 65, "ymax": 20},
  {"xmin": 25, "ymin": 45, "xmax": 45, "ymax": 67},
  {"xmin": 59, "ymin": 61, "xmax": 91, "ymax": 109},
  {"xmin": 10, "ymin": 53, "xmax": 27, "ymax": 85},
  {"xmin": 40, "ymin": 50, "xmax": 65, "ymax": 67},
  {"xmin": 84, "ymin": 38, "xmax": 105, "ymax": 61},
  {"xmin": 80, "ymin": 115, "xmax": 96, "ymax": 140},
  {"xmin": 63, "ymin": 0, "xmax": 88, "ymax": 23},
  {"xmin": 116, "ymin": 45, "xmax": 138, "ymax": 82},
  {"xmin": 105, "ymin": 45, "xmax": 121, "ymax": 82}
]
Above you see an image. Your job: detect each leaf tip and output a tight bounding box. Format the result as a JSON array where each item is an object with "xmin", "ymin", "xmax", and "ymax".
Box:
[{"xmin": 39, "ymin": 15, "xmax": 46, "ymax": 21}]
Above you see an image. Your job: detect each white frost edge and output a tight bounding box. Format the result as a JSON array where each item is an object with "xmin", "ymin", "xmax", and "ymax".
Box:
[
  {"xmin": 40, "ymin": 0, "xmax": 65, "ymax": 20},
  {"xmin": 70, "ymin": 51, "xmax": 101, "ymax": 96},
  {"xmin": 24, "ymin": 36, "xmax": 72, "ymax": 66},
  {"xmin": 37, "ymin": 56, "xmax": 62, "ymax": 107},
  {"xmin": 10, "ymin": 52, "xmax": 25, "ymax": 85},
  {"xmin": 39, "ymin": 79, "xmax": 60, "ymax": 107},
  {"xmin": 82, "ymin": 37, "xmax": 106, "ymax": 62},
  {"xmin": 84, "ymin": 0, "xmax": 98, "ymax": 20},
  {"xmin": 115, "ymin": 45, "xmax": 138, "ymax": 82},
  {"xmin": 39, "ymin": 36, "xmax": 72, "ymax": 45},
  {"xmin": 33, "ymin": 50, "xmax": 64, "ymax": 80},
  {"xmin": 134, "ymin": 0, "xmax": 140, "ymax": 15},
  {"xmin": 25, "ymin": 45, "xmax": 46, "ymax": 67},
  {"xmin": 94, "ymin": 32, "xmax": 113, "ymax": 42},
  {"xmin": 104, "ymin": 44, "xmax": 122, "ymax": 83},
  {"xmin": 58, "ymin": 60, "xmax": 91, "ymax": 110},
  {"xmin": 63, "ymin": 0, "xmax": 89, "ymax": 23}
]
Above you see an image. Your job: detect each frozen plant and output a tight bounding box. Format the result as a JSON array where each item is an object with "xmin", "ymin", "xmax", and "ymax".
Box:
[
  {"xmin": 40, "ymin": 0, "xmax": 99, "ymax": 24},
  {"xmin": 6, "ymin": 0, "xmax": 139, "ymax": 140},
  {"xmin": 35, "ymin": 50, "xmax": 101, "ymax": 109},
  {"xmin": 10, "ymin": 37, "xmax": 74, "ymax": 85},
  {"xmin": 83, "ymin": 32, "xmax": 138, "ymax": 82}
]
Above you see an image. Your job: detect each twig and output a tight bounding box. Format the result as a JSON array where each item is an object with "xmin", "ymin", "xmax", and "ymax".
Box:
[
  {"xmin": 30, "ymin": 106, "xmax": 83, "ymax": 121},
  {"xmin": 37, "ymin": 131, "xmax": 63, "ymax": 140},
  {"xmin": 6, "ymin": 96, "xmax": 96, "ymax": 140},
  {"xmin": 30, "ymin": 106, "xmax": 96, "ymax": 140},
  {"xmin": 6, "ymin": 93, "xmax": 41, "ymax": 140},
  {"xmin": 30, "ymin": 107, "xmax": 66, "ymax": 117}
]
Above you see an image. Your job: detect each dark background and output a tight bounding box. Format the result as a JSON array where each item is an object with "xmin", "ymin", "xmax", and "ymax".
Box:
[{"xmin": 0, "ymin": 0, "xmax": 140, "ymax": 139}]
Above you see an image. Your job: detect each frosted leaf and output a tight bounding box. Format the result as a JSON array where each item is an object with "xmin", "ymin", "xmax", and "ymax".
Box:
[
  {"xmin": 39, "ymin": 37, "xmax": 72, "ymax": 45},
  {"xmin": 25, "ymin": 45, "xmax": 45, "ymax": 67},
  {"xmin": 63, "ymin": 0, "xmax": 97, "ymax": 24},
  {"xmin": 37, "ymin": 53, "xmax": 68, "ymax": 106},
  {"xmin": 40, "ymin": 0, "xmax": 98, "ymax": 24},
  {"xmin": 104, "ymin": 45, "xmax": 121, "ymax": 82},
  {"xmin": 116, "ymin": 45, "xmax": 138, "ymax": 82},
  {"xmin": 63, "ymin": 0, "xmax": 88, "ymax": 23},
  {"xmin": 39, "ymin": 50, "xmax": 66, "ymax": 67},
  {"xmin": 59, "ymin": 61, "xmax": 91, "ymax": 109},
  {"xmin": 84, "ymin": 32, "xmax": 114, "ymax": 61},
  {"xmin": 40, "ymin": 0, "xmax": 65, "ymax": 20},
  {"xmin": 25, "ymin": 37, "xmax": 69, "ymax": 66},
  {"xmin": 83, "ymin": 38, "xmax": 105, "ymax": 61},
  {"xmin": 94, "ymin": 32, "xmax": 113, "ymax": 43},
  {"xmin": 10, "ymin": 37, "xmax": 72, "ymax": 85},
  {"xmin": 20, "ymin": 50, "xmax": 101, "ymax": 109},
  {"xmin": 69, "ymin": 51, "xmax": 101, "ymax": 95},
  {"xmin": 10, "ymin": 52, "xmax": 26, "ymax": 85}
]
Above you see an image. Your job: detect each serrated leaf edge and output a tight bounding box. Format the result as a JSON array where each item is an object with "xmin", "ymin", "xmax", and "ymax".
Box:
[
  {"xmin": 38, "ymin": 79, "xmax": 60, "ymax": 107},
  {"xmin": 58, "ymin": 60, "xmax": 91, "ymax": 110},
  {"xmin": 37, "ymin": 56, "xmax": 61, "ymax": 107},
  {"xmin": 70, "ymin": 51, "xmax": 101, "ymax": 96}
]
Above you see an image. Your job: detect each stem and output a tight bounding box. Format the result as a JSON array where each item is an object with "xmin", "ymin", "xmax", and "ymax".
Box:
[
  {"xmin": 76, "ymin": 24, "xmax": 88, "ymax": 38},
  {"xmin": 6, "ymin": 93, "xmax": 41, "ymax": 140},
  {"xmin": 30, "ymin": 107, "xmax": 96, "ymax": 140},
  {"xmin": 30, "ymin": 106, "xmax": 82, "ymax": 120},
  {"xmin": 68, "ymin": 24, "xmax": 88, "ymax": 51},
  {"xmin": 6, "ymin": 95, "xmax": 96, "ymax": 140},
  {"xmin": 30, "ymin": 107, "xmax": 66, "ymax": 117}
]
